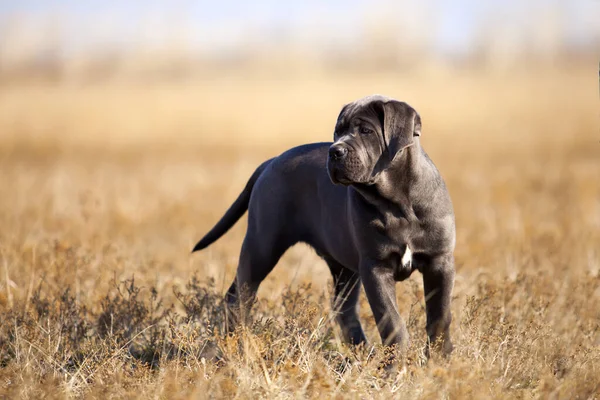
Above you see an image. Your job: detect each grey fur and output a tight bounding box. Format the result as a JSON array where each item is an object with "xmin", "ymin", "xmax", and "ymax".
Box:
[{"xmin": 192, "ymin": 96, "xmax": 456, "ymax": 356}]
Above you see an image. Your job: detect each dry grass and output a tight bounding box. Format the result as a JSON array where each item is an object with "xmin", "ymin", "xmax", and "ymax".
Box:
[{"xmin": 0, "ymin": 66, "xmax": 599, "ymax": 399}]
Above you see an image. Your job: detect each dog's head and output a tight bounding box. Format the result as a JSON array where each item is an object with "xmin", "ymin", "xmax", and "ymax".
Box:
[{"xmin": 327, "ymin": 95, "xmax": 422, "ymax": 186}]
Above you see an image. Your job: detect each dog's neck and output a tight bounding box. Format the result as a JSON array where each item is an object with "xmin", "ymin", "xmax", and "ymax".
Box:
[{"xmin": 352, "ymin": 143, "xmax": 432, "ymax": 212}]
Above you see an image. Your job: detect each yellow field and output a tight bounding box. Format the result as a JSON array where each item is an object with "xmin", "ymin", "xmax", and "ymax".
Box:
[{"xmin": 0, "ymin": 67, "xmax": 599, "ymax": 398}]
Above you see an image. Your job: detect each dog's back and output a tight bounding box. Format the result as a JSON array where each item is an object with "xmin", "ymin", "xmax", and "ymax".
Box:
[{"xmin": 252, "ymin": 143, "xmax": 360, "ymax": 263}]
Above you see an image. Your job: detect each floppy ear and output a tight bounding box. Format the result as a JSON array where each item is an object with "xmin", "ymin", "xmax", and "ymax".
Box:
[{"xmin": 384, "ymin": 101, "xmax": 421, "ymax": 162}]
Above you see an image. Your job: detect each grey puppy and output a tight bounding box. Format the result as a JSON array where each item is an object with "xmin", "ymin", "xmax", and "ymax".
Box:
[{"xmin": 192, "ymin": 95, "xmax": 455, "ymax": 355}]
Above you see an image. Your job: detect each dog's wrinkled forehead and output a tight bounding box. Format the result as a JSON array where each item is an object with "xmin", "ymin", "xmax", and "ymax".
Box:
[{"xmin": 337, "ymin": 94, "xmax": 397, "ymax": 126}]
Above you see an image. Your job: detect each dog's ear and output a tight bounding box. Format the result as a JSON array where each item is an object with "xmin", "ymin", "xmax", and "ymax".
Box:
[{"xmin": 382, "ymin": 101, "xmax": 421, "ymax": 162}]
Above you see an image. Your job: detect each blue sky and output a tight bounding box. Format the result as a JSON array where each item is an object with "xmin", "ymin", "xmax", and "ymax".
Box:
[{"xmin": 0, "ymin": 1, "xmax": 597, "ymax": 55}]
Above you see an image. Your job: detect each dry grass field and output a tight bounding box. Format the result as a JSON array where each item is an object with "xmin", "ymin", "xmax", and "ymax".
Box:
[{"xmin": 0, "ymin": 66, "xmax": 599, "ymax": 398}]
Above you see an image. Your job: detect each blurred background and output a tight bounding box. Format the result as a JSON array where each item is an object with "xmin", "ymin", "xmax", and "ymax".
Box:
[
  {"xmin": 0, "ymin": 1, "xmax": 598, "ymax": 80},
  {"xmin": 0, "ymin": 0, "xmax": 597, "ymax": 149}
]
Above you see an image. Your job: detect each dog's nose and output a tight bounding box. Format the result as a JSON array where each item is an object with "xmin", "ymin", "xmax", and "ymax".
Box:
[{"xmin": 329, "ymin": 145, "xmax": 348, "ymax": 160}]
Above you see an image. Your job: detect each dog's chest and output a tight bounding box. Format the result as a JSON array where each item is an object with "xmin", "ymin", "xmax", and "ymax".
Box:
[
  {"xmin": 350, "ymin": 193, "xmax": 451, "ymax": 262},
  {"xmin": 366, "ymin": 207, "xmax": 434, "ymax": 253},
  {"xmin": 371, "ymin": 206, "xmax": 419, "ymax": 241},
  {"xmin": 365, "ymin": 216, "xmax": 422, "ymax": 281}
]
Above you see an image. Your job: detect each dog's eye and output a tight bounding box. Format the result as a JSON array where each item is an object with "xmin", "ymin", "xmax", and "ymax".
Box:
[{"xmin": 359, "ymin": 126, "xmax": 373, "ymax": 135}]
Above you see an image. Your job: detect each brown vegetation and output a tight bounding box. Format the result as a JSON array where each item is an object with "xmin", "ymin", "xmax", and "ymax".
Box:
[{"xmin": 0, "ymin": 65, "xmax": 598, "ymax": 398}]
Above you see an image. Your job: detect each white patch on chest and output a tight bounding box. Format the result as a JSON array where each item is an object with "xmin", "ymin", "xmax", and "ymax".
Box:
[{"xmin": 401, "ymin": 245, "xmax": 412, "ymax": 269}]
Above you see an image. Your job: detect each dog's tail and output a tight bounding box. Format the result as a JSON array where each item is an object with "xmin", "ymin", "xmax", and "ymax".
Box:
[{"xmin": 191, "ymin": 158, "xmax": 273, "ymax": 253}]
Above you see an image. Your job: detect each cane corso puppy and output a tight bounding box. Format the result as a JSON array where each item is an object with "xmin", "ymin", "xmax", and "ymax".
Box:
[{"xmin": 192, "ymin": 95, "xmax": 455, "ymax": 356}]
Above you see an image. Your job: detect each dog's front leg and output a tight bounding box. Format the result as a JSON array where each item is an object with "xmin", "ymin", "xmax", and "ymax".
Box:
[
  {"xmin": 421, "ymin": 253, "xmax": 455, "ymax": 356},
  {"xmin": 360, "ymin": 261, "xmax": 408, "ymax": 352}
]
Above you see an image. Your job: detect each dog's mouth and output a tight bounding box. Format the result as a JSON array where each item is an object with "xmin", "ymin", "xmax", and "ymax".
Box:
[
  {"xmin": 332, "ymin": 172, "xmax": 353, "ymax": 186},
  {"xmin": 327, "ymin": 163, "xmax": 354, "ymax": 186}
]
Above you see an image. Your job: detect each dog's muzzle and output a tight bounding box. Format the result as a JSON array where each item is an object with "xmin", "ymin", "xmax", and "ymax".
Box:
[
  {"xmin": 328, "ymin": 144, "xmax": 348, "ymax": 161},
  {"xmin": 327, "ymin": 144, "xmax": 353, "ymax": 186}
]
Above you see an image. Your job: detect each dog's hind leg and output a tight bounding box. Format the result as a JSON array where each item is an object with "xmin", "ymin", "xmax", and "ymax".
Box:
[
  {"xmin": 224, "ymin": 231, "xmax": 292, "ymax": 332},
  {"xmin": 326, "ymin": 259, "xmax": 367, "ymax": 345}
]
